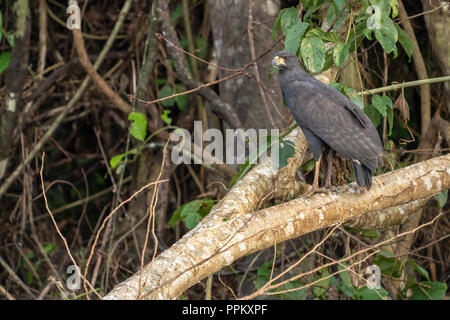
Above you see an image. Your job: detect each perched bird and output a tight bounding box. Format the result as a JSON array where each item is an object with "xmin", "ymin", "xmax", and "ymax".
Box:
[{"xmin": 272, "ymin": 50, "xmax": 383, "ymax": 195}]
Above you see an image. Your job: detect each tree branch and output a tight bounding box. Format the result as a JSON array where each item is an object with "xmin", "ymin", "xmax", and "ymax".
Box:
[
  {"xmin": 104, "ymin": 151, "xmax": 450, "ymax": 299},
  {"xmin": 72, "ymin": 27, "xmax": 132, "ymax": 114}
]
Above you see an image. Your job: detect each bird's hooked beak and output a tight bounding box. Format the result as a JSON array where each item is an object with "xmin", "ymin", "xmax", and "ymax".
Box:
[{"xmin": 272, "ymin": 55, "xmax": 286, "ymax": 69}]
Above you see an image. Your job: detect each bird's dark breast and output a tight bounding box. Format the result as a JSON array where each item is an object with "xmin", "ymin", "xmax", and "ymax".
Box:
[{"xmin": 281, "ymin": 76, "xmax": 383, "ymax": 173}]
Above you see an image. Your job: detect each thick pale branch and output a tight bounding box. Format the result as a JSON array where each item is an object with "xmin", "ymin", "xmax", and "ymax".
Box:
[
  {"xmin": 105, "ymin": 154, "xmax": 450, "ymax": 300},
  {"xmin": 344, "ymin": 196, "xmax": 432, "ymax": 229}
]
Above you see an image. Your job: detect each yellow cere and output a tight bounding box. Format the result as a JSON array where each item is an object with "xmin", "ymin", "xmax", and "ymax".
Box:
[{"xmin": 275, "ymin": 56, "xmax": 286, "ymax": 66}]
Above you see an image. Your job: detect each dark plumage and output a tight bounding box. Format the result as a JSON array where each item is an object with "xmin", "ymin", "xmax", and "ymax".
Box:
[{"xmin": 272, "ymin": 50, "xmax": 383, "ymax": 188}]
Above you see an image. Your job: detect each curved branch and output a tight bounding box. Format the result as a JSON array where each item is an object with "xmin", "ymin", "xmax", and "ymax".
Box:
[{"xmin": 71, "ymin": 29, "xmax": 132, "ymax": 114}]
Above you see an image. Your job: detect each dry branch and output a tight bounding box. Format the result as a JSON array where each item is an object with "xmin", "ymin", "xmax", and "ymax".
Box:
[
  {"xmin": 72, "ymin": 28, "xmax": 133, "ymax": 114},
  {"xmin": 104, "ymin": 147, "xmax": 450, "ymax": 299}
]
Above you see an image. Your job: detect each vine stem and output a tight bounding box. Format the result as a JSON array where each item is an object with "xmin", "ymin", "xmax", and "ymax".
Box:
[{"xmin": 359, "ymin": 76, "xmax": 450, "ymax": 96}]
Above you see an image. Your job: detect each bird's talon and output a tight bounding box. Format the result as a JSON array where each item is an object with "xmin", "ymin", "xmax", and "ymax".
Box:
[
  {"xmin": 302, "ymin": 186, "xmax": 329, "ymax": 198},
  {"xmin": 324, "ymin": 185, "xmax": 338, "ymax": 193}
]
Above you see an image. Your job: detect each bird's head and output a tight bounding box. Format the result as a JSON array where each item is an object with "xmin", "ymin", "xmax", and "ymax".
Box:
[{"xmin": 272, "ymin": 51, "xmax": 299, "ymax": 71}]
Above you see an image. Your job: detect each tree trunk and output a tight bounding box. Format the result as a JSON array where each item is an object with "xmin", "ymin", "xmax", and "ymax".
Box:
[{"xmin": 210, "ymin": 0, "xmax": 286, "ymax": 130}]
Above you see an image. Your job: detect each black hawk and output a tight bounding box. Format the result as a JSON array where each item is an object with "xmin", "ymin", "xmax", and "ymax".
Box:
[{"xmin": 272, "ymin": 50, "xmax": 383, "ymax": 194}]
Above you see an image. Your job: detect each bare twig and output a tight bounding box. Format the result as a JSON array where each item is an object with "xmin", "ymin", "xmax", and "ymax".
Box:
[
  {"xmin": 0, "ymin": 0, "xmax": 133, "ymax": 199},
  {"xmin": 40, "ymin": 153, "xmax": 101, "ymax": 299}
]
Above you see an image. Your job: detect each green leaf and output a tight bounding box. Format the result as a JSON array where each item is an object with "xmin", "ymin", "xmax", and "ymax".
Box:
[
  {"xmin": 326, "ymin": 0, "xmax": 347, "ymax": 32},
  {"xmin": 43, "ymin": 242, "xmax": 55, "ymax": 254},
  {"xmin": 174, "ymin": 86, "xmax": 187, "ymax": 110},
  {"xmin": 306, "ymin": 28, "xmax": 340, "ymax": 43},
  {"xmin": 185, "ymin": 212, "xmax": 202, "ymax": 229},
  {"xmin": 357, "ymin": 286, "xmax": 389, "ymax": 300},
  {"xmin": 301, "ymin": 36, "xmax": 326, "ymax": 73},
  {"xmin": 280, "ymin": 7, "xmax": 299, "ymax": 35},
  {"xmin": 363, "ymin": 26, "xmax": 373, "ymax": 40},
  {"xmin": 434, "ymin": 190, "xmax": 448, "ymax": 208},
  {"xmin": 386, "ymin": 104, "xmax": 394, "ymax": 136},
  {"xmin": 284, "ymin": 22, "xmax": 309, "ymax": 54},
  {"xmin": 6, "ymin": 32, "xmax": 14, "ymax": 47},
  {"xmin": 161, "ymin": 110, "xmax": 172, "ymax": 125},
  {"xmin": 282, "ymin": 281, "xmax": 308, "ymax": 300},
  {"xmin": 313, "ymin": 268, "xmax": 330, "ymax": 297},
  {"xmin": 407, "ymin": 259, "xmax": 430, "ymax": 281},
  {"xmin": 195, "ymin": 36, "xmax": 207, "ymax": 60},
  {"xmin": 373, "ymin": 252, "xmax": 402, "ymax": 278},
  {"xmin": 256, "ymin": 261, "xmax": 273, "ymax": 290},
  {"xmin": 128, "ymin": 112, "xmax": 147, "ymax": 141},
  {"xmin": 322, "ymin": 50, "xmax": 335, "ymax": 71},
  {"xmin": 381, "ymin": 95, "xmax": 394, "ymax": 135},
  {"xmin": 158, "ymin": 85, "xmax": 175, "ymax": 107},
  {"xmin": 344, "ymin": 87, "xmax": 365, "ymax": 110},
  {"xmin": 0, "ymin": 51, "xmax": 11, "ymax": 74},
  {"xmin": 110, "ymin": 153, "xmax": 126, "ymax": 169},
  {"xmin": 338, "ymin": 282, "xmax": 356, "ymax": 298},
  {"xmin": 332, "ymin": 0, "xmax": 347, "ymax": 11},
  {"xmin": 348, "ymin": 20, "xmax": 368, "ymax": 52},
  {"xmin": 257, "ymin": 261, "xmax": 272, "ymax": 278},
  {"xmin": 329, "ymin": 82, "xmax": 342, "ymax": 91},
  {"xmin": 396, "ymin": 24, "xmax": 413, "ymax": 60},
  {"xmin": 171, "ymin": 4, "xmax": 184, "ymax": 22},
  {"xmin": 372, "ymin": 94, "xmax": 387, "ymax": 116},
  {"xmin": 364, "ymin": 104, "xmax": 381, "ymax": 127},
  {"xmin": 272, "ymin": 11, "xmax": 282, "ymax": 41},
  {"xmin": 179, "ymin": 200, "xmax": 203, "ymax": 219},
  {"xmin": 374, "ymin": 15, "xmax": 398, "ymax": 54},
  {"xmin": 384, "ymin": 140, "xmax": 395, "ymax": 151},
  {"xmin": 362, "ymin": 229, "xmax": 380, "ymax": 238},
  {"xmin": 381, "ymin": 95, "xmax": 393, "ymax": 109},
  {"xmin": 109, "ymin": 149, "xmax": 138, "ymax": 170},
  {"xmin": 301, "ymin": 159, "xmax": 315, "ymax": 173},
  {"xmin": 389, "ymin": 0, "xmax": 398, "ymax": 18},
  {"xmin": 303, "ymin": 0, "xmax": 327, "ymax": 21},
  {"xmin": 277, "ymin": 140, "xmax": 296, "ymax": 169},
  {"xmin": 168, "ymin": 206, "xmax": 183, "ymax": 227},
  {"xmin": 338, "ymin": 262, "xmax": 352, "ymax": 287},
  {"xmin": 332, "ymin": 43, "xmax": 349, "ymax": 67},
  {"xmin": 168, "ymin": 199, "xmax": 214, "ymax": 229},
  {"xmin": 410, "ymin": 281, "xmax": 447, "ymax": 300}
]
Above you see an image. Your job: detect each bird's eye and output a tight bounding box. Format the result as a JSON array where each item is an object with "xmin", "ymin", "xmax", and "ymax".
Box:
[{"xmin": 285, "ymin": 57, "xmax": 290, "ymax": 61}]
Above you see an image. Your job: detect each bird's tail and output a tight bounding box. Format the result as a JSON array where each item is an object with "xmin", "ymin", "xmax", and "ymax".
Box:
[{"xmin": 351, "ymin": 161, "xmax": 372, "ymax": 188}]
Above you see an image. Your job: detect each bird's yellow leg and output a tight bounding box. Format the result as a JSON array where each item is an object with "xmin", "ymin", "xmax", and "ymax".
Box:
[
  {"xmin": 323, "ymin": 150, "xmax": 338, "ymax": 192},
  {"xmin": 303, "ymin": 154, "xmax": 329, "ymax": 197},
  {"xmin": 311, "ymin": 155, "xmax": 321, "ymax": 189}
]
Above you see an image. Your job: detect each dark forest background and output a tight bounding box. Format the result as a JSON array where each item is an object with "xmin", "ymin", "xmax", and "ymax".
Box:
[{"xmin": 0, "ymin": 0, "xmax": 448, "ymax": 300}]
